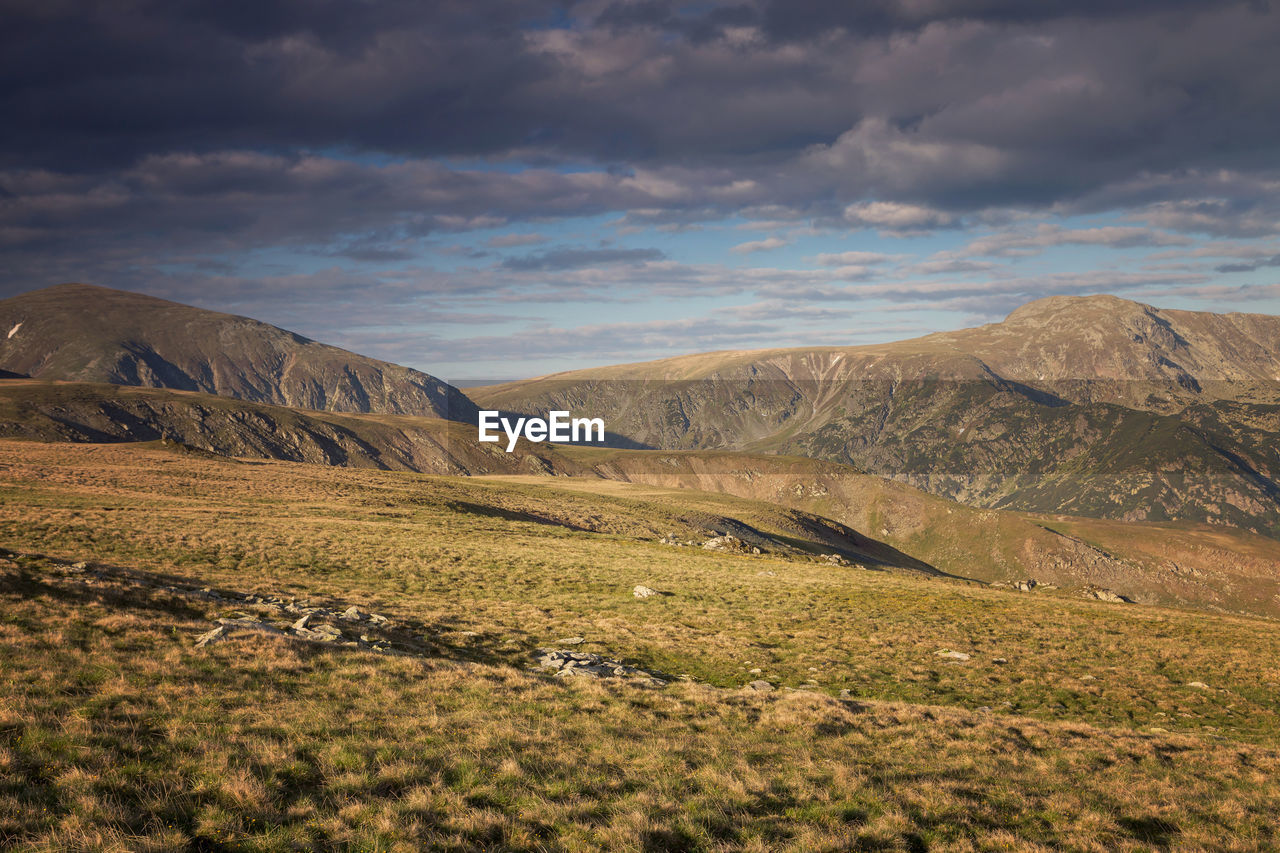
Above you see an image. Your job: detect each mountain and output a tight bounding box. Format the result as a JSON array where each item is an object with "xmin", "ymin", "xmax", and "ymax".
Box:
[
  {"xmin": 473, "ymin": 295, "xmax": 1280, "ymax": 535},
  {"xmin": 0, "ymin": 283, "xmax": 477, "ymax": 421},
  {"xmin": 0, "ymin": 378, "xmax": 569, "ymax": 477}
]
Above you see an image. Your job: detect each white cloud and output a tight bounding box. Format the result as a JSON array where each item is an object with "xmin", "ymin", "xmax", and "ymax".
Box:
[
  {"xmin": 842, "ymin": 201, "xmax": 959, "ymax": 234},
  {"xmin": 813, "ymin": 251, "xmax": 895, "ymax": 266},
  {"xmin": 731, "ymin": 236, "xmax": 788, "ymax": 254}
]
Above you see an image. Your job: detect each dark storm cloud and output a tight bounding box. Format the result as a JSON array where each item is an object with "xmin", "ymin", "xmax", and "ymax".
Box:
[
  {"xmin": 0, "ymin": 0, "xmax": 569, "ymax": 169},
  {"xmin": 598, "ymin": 0, "xmax": 1228, "ymax": 42},
  {"xmin": 4, "ymin": 0, "xmax": 1277, "ymax": 193},
  {"xmin": 3, "ymin": 0, "xmax": 1280, "ymax": 327}
]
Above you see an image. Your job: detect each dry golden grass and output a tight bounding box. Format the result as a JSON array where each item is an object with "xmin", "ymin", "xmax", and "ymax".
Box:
[{"xmin": 3, "ymin": 439, "xmax": 1280, "ymax": 850}]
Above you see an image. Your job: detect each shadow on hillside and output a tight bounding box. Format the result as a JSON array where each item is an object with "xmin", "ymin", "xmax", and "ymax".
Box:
[
  {"xmin": 0, "ymin": 549, "xmax": 559, "ymax": 674},
  {"xmin": 443, "ymin": 498, "xmax": 599, "ymax": 532}
]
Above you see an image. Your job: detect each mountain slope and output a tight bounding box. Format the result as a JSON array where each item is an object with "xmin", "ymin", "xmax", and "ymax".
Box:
[
  {"xmin": 561, "ymin": 446, "xmax": 1280, "ymax": 618},
  {"xmin": 473, "ymin": 295, "xmax": 1280, "ymax": 534},
  {"xmin": 0, "ymin": 283, "xmax": 476, "ymax": 421},
  {"xmin": 11, "ymin": 376, "xmax": 1278, "ymax": 615},
  {"xmin": 0, "ymin": 379, "xmax": 569, "ymax": 477}
]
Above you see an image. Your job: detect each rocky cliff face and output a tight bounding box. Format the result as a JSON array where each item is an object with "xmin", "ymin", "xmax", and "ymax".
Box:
[
  {"xmin": 474, "ymin": 296, "xmax": 1280, "ymax": 535},
  {"xmin": 0, "ymin": 284, "xmax": 477, "ymax": 422}
]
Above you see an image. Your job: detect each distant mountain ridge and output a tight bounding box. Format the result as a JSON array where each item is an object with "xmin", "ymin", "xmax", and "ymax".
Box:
[
  {"xmin": 0, "ymin": 379, "xmax": 568, "ymax": 477},
  {"xmin": 473, "ymin": 295, "xmax": 1280, "ymax": 536},
  {"xmin": 479, "ymin": 295, "xmax": 1280, "ymax": 404},
  {"xmin": 0, "ymin": 284, "xmax": 476, "ymax": 422}
]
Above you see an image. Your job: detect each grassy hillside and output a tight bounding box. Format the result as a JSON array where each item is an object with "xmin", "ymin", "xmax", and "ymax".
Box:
[
  {"xmin": 3, "ymin": 440, "xmax": 1280, "ymax": 849},
  {"xmin": 564, "ymin": 447, "xmax": 1280, "ymax": 619},
  {"xmin": 8, "ymin": 377, "xmax": 1277, "ymax": 618}
]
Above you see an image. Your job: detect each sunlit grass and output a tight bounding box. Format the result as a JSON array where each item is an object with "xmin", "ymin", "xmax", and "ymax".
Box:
[{"xmin": 3, "ymin": 440, "xmax": 1280, "ymax": 850}]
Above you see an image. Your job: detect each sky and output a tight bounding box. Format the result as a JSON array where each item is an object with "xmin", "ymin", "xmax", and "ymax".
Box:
[{"xmin": 2, "ymin": 0, "xmax": 1280, "ymax": 380}]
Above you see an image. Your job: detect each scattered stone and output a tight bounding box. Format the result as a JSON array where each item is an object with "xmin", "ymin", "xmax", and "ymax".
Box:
[
  {"xmin": 1014, "ymin": 579, "xmax": 1038, "ymax": 592},
  {"xmin": 702, "ymin": 535, "xmax": 754, "ymax": 553},
  {"xmin": 992, "ymin": 658, "xmax": 1009, "ymax": 665},
  {"xmin": 747, "ymin": 680, "xmax": 775, "ymax": 692},
  {"xmin": 821, "ymin": 553, "xmax": 850, "ymax": 567},
  {"xmin": 557, "ymin": 636, "xmax": 586, "ymax": 645},
  {"xmin": 1083, "ymin": 587, "xmax": 1132, "ymax": 603},
  {"xmin": 534, "ymin": 648, "xmax": 670, "ymax": 682},
  {"xmin": 292, "ymin": 613, "xmax": 313, "ymax": 631},
  {"xmin": 936, "ymin": 650, "xmax": 971, "ymax": 661},
  {"xmin": 749, "ymin": 668, "xmax": 763, "ymax": 674},
  {"xmin": 1187, "ymin": 681, "xmax": 1211, "ymax": 690},
  {"xmin": 633, "ymin": 585, "xmax": 661, "ymax": 599},
  {"xmin": 194, "ymin": 625, "xmax": 228, "ymax": 648},
  {"xmin": 341, "ymin": 606, "xmax": 367, "ymax": 621}
]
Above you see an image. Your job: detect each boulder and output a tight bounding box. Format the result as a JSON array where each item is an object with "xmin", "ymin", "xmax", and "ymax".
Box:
[
  {"xmin": 194, "ymin": 625, "xmax": 228, "ymax": 648},
  {"xmin": 1084, "ymin": 587, "xmax": 1131, "ymax": 603},
  {"xmin": 702, "ymin": 535, "xmax": 749, "ymax": 552}
]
